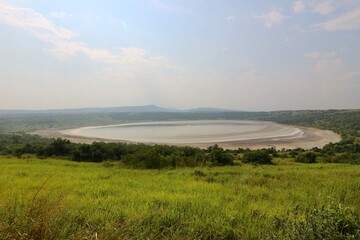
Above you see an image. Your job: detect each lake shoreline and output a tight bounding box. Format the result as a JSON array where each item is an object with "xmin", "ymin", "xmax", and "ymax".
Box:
[{"xmin": 34, "ymin": 120, "xmax": 341, "ymax": 150}]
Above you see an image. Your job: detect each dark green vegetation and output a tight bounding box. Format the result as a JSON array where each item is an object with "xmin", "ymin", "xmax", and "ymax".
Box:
[
  {"xmin": 242, "ymin": 150, "xmax": 273, "ymax": 164},
  {"xmin": 2, "ymin": 109, "xmax": 360, "ymax": 167},
  {"xmin": 1, "ymin": 109, "xmax": 360, "ymax": 239},
  {"xmin": 295, "ymin": 152, "xmax": 317, "ymax": 163},
  {"xmin": 1, "ymin": 137, "xmax": 235, "ymax": 168},
  {"xmin": 0, "ymin": 158, "xmax": 359, "ymax": 239}
]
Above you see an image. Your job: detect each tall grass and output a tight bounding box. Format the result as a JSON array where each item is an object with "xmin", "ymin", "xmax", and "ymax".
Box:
[{"xmin": 0, "ymin": 157, "xmax": 359, "ymax": 239}]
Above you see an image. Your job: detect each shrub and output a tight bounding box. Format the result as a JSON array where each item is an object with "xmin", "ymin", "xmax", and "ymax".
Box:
[
  {"xmin": 242, "ymin": 150, "xmax": 273, "ymax": 164},
  {"xmin": 44, "ymin": 138, "xmax": 72, "ymax": 156},
  {"xmin": 122, "ymin": 149, "xmax": 161, "ymax": 169},
  {"xmin": 207, "ymin": 144, "xmax": 234, "ymax": 166},
  {"xmin": 329, "ymin": 153, "xmax": 360, "ymax": 164},
  {"xmin": 295, "ymin": 152, "xmax": 317, "ymax": 163}
]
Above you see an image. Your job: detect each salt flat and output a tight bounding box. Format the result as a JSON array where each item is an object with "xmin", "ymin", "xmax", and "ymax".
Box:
[{"xmin": 45, "ymin": 120, "xmax": 341, "ymax": 150}]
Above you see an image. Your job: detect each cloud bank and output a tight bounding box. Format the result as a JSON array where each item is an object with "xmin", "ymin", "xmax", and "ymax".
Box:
[
  {"xmin": 315, "ymin": 8, "xmax": 360, "ymax": 31},
  {"xmin": 0, "ymin": 2, "xmax": 175, "ymax": 70},
  {"xmin": 255, "ymin": 10, "xmax": 287, "ymax": 28}
]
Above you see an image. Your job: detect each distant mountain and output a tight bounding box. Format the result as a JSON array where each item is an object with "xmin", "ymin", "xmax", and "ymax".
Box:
[
  {"xmin": 187, "ymin": 107, "xmax": 237, "ymax": 113},
  {"xmin": 90, "ymin": 105, "xmax": 170, "ymax": 113},
  {"xmin": 0, "ymin": 105, "xmax": 239, "ymax": 115}
]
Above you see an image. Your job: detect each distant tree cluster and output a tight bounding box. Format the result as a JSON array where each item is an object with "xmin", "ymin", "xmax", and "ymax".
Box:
[
  {"xmin": 2, "ymin": 132, "xmax": 360, "ymax": 166},
  {"xmin": 255, "ymin": 109, "xmax": 360, "ymax": 138},
  {"xmin": 2, "ymin": 136, "xmax": 235, "ymax": 169}
]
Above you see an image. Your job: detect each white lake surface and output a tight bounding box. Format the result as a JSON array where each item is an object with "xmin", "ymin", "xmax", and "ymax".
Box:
[{"xmin": 62, "ymin": 120, "xmax": 304, "ymax": 144}]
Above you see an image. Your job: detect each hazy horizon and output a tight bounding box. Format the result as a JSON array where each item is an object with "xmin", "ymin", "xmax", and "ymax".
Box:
[
  {"xmin": 1, "ymin": 0, "xmax": 359, "ymax": 111},
  {"xmin": 1, "ymin": 104, "xmax": 359, "ymax": 112}
]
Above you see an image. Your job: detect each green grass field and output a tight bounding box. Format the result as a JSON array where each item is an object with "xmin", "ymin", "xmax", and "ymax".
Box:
[{"xmin": 1, "ymin": 157, "xmax": 360, "ymax": 239}]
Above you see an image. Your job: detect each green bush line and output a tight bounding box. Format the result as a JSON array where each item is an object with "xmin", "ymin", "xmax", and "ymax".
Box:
[
  {"xmin": 1, "ymin": 109, "xmax": 360, "ymax": 167},
  {"xmin": 3, "ymin": 134, "xmax": 360, "ymax": 167}
]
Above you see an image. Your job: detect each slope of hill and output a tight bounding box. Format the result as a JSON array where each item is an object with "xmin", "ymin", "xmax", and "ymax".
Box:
[{"xmin": 0, "ymin": 105, "xmax": 238, "ymax": 115}]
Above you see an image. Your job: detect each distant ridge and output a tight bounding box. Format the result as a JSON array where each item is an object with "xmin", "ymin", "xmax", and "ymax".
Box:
[
  {"xmin": 187, "ymin": 107, "xmax": 236, "ymax": 113},
  {"xmin": 0, "ymin": 105, "xmax": 240, "ymax": 115}
]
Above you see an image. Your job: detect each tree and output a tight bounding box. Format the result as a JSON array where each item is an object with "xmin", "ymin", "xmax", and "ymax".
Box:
[
  {"xmin": 295, "ymin": 152, "xmax": 317, "ymax": 163},
  {"xmin": 44, "ymin": 138, "xmax": 71, "ymax": 156},
  {"xmin": 242, "ymin": 150, "xmax": 273, "ymax": 164},
  {"xmin": 208, "ymin": 144, "xmax": 234, "ymax": 166}
]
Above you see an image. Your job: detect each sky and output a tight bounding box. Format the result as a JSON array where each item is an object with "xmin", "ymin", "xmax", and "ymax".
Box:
[{"xmin": 0, "ymin": 0, "xmax": 359, "ymax": 111}]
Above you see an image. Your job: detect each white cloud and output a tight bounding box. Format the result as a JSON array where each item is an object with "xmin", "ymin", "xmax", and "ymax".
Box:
[
  {"xmin": 315, "ymin": 58, "xmax": 342, "ymax": 72},
  {"xmin": 293, "ymin": 1, "xmax": 305, "ymax": 13},
  {"xmin": 0, "ymin": 1, "xmax": 184, "ymax": 108},
  {"xmin": 294, "ymin": 0, "xmax": 358, "ymax": 16},
  {"xmin": 226, "ymin": 15, "xmax": 235, "ymax": 21},
  {"xmin": 314, "ymin": 8, "xmax": 360, "ymax": 31},
  {"xmin": 312, "ymin": 0, "xmax": 334, "ymax": 15},
  {"xmin": 0, "ymin": 2, "xmax": 178, "ymax": 71},
  {"xmin": 255, "ymin": 10, "xmax": 287, "ymax": 28},
  {"xmin": 342, "ymin": 71, "xmax": 360, "ymax": 81},
  {"xmin": 49, "ymin": 11, "xmax": 72, "ymax": 19},
  {"xmin": 0, "ymin": 2, "xmax": 78, "ymax": 40},
  {"xmin": 305, "ymin": 50, "xmax": 343, "ymax": 73}
]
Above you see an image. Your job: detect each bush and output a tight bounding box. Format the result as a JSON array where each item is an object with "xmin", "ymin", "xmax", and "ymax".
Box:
[
  {"xmin": 295, "ymin": 152, "xmax": 317, "ymax": 163},
  {"xmin": 122, "ymin": 149, "xmax": 162, "ymax": 169},
  {"xmin": 207, "ymin": 144, "xmax": 234, "ymax": 166},
  {"xmin": 43, "ymin": 138, "xmax": 72, "ymax": 157},
  {"xmin": 328, "ymin": 153, "xmax": 360, "ymax": 164},
  {"xmin": 242, "ymin": 150, "xmax": 273, "ymax": 164}
]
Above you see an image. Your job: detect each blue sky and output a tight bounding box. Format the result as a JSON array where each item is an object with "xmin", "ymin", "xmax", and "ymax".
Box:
[{"xmin": 0, "ymin": 0, "xmax": 359, "ymax": 110}]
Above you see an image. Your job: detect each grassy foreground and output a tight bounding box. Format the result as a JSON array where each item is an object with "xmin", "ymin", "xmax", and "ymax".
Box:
[{"xmin": 1, "ymin": 157, "xmax": 360, "ymax": 239}]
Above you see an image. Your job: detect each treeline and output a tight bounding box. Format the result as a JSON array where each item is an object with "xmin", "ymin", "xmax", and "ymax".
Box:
[
  {"xmin": 274, "ymin": 139, "xmax": 360, "ymax": 164},
  {"xmin": 253, "ymin": 109, "xmax": 360, "ymax": 138},
  {"xmin": 0, "ymin": 134, "xmax": 51, "ymax": 155},
  {"xmin": 0, "ymin": 133, "xmax": 282, "ymax": 168},
  {"xmin": 1, "ymin": 109, "xmax": 360, "ymax": 166},
  {"xmin": 317, "ymin": 138, "xmax": 360, "ymax": 164},
  {"xmin": 1, "ymin": 133, "xmax": 360, "ymax": 166},
  {"xmin": 6, "ymin": 137, "xmax": 236, "ymax": 169}
]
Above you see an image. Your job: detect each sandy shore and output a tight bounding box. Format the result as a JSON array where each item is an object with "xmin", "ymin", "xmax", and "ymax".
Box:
[{"xmin": 34, "ymin": 123, "xmax": 341, "ymax": 150}]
